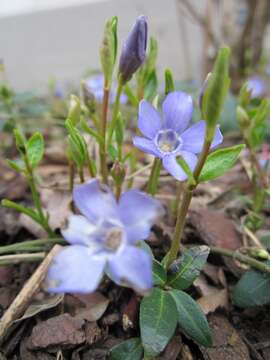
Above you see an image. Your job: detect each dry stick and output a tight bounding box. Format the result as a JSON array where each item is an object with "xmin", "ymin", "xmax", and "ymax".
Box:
[{"xmin": 0, "ymin": 245, "xmax": 62, "ymax": 343}]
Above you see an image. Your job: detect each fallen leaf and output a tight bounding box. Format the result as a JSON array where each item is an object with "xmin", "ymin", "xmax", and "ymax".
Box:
[
  {"xmin": 65, "ymin": 292, "xmax": 109, "ymax": 322},
  {"xmin": 189, "ymin": 209, "xmax": 242, "ymax": 249},
  {"xmin": 85, "ymin": 322, "xmax": 103, "ymax": 345},
  {"xmin": 14, "ymin": 295, "xmax": 64, "ymax": 323},
  {"xmin": 197, "ymin": 289, "xmax": 229, "ymax": 315},
  {"xmin": 157, "ymin": 336, "xmax": 182, "ymax": 360},
  {"xmin": 200, "ymin": 314, "xmax": 250, "ymax": 360},
  {"xmin": 41, "ymin": 189, "xmax": 72, "ymax": 230},
  {"xmin": 27, "ymin": 314, "xmax": 85, "ymax": 350}
]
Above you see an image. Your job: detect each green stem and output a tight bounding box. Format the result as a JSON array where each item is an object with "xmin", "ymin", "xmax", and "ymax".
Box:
[
  {"xmin": 99, "ymin": 84, "xmax": 110, "ymax": 184},
  {"xmin": 146, "ymin": 158, "xmax": 162, "ymax": 195},
  {"xmin": 68, "ymin": 158, "xmax": 75, "ymax": 192},
  {"xmin": 107, "ymin": 82, "xmax": 123, "ymax": 145},
  {"xmin": 0, "ymin": 252, "xmax": 45, "ymax": 266},
  {"xmin": 0, "ymin": 238, "xmax": 64, "ymax": 255},
  {"xmin": 210, "ymin": 246, "xmax": 270, "ymax": 275},
  {"xmin": 79, "ymin": 167, "xmax": 85, "ymax": 183},
  {"xmin": 164, "ymin": 139, "xmax": 211, "ymax": 269}
]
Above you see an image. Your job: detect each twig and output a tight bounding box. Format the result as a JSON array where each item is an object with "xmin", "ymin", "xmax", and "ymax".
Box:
[
  {"xmin": 0, "ymin": 245, "xmax": 61, "ymax": 343},
  {"xmin": 210, "ymin": 246, "xmax": 270, "ymax": 275}
]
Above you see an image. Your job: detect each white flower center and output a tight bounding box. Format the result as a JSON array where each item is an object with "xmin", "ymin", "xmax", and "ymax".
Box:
[
  {"xmin": 156, "ymin": 130, "xmax": 182, "ymax": 153},
  {"xmin": 104, "ymin": 227, "xmax": 124, "ymax": 251}
]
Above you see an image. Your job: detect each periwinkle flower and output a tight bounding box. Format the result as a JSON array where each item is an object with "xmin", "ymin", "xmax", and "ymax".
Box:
[
  {"xmin": 47, "ymin": 179, "xmax": 163, "ymax": 294},
  {"xmin": 133, "ymin": 91, "xmax": 223, "ymax": 181},
  {"xmin": 85, "ymin": 74, "xmax": 127, "ymax": 104},
  {"xmin": 119, "ymin": 15, "xmax": 147, "ymax": 84},
  {"xmin": 247, "ymin": 75, "xmax": 266, "ymax": 98}
]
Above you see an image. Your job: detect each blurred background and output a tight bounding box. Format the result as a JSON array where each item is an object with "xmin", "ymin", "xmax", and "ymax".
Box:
[{"xmin": 1, "ymin": 0, "xmax": 270, "ymax": 93}]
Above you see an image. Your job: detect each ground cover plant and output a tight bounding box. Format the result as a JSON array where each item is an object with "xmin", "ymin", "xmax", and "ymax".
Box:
[{"xmin": 0, "ymin": 14, "xmax": 270, "ymax": 360}]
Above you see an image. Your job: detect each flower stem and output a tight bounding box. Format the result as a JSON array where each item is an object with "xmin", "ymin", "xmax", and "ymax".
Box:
[
  {"xmin": 164, "ymin": 139, "xmax": 211, "ymax": 269},
  {"xmin": 0, "ymin": 238, "xmax": 64, "ymax": 255},
  {"xmin": 147, "ymin": 158, "xmax": 162, "ymax": 195},
  {"xmin": 0, "ymin": 252, "xmax": 45, "ymax": 266},
  {"xmin": 210, "ymin": 246, "xmax": 270, "ymax": 275},
  {"xmin": 107, "ymin": 82, "xmax": 123, "ymax": 145},
  {"xmin": 99, "ymin": 84, "xmax": 110, "ymax": 184}
]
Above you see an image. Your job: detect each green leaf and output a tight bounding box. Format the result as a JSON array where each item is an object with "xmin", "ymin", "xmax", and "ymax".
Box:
[
  {"xmin": 153, "ymin": 260, "xmax": 167, "ymax": 286},
  {"xmin": 6, "ymin": 159, "xmax": 24, "ymax": 173},
  {"xmin": 199, "ymin": 144, "xmax": 245, "ymax": 182},
  {"xmin": 1, "ymin": 199, "xmax": 40, "ymax": 223},
  {"xmin": 108, "ymin": 144, "xmax": 118, "ymax": 161},
  {"xmin": 144, "ymin": 70, "xmax": 158, "ymax": 102},
  {"xmin": 232, "ymin": 261, "xmax": 270, "ymax": 308},
  {"xmin": 109, "ymin": 338, "xmax": 143, "ymax": 360},
  {"xmin": 13, "ymin": 128, "xmax": 26, "ymax": 153},
  {"xmin": 164, "ymin": 68, "xmax": 175, "ymax": 95},
  {"xmin": 169, "ymin": 290, "xmax": 212, "ymax": 347},
  {"xmin": 140, "ymin": 288, "xmax": 177, "ymax": 357},
  {"xmin": 26, "ymin": 132, "xmax": 44, "ymax": 168},
  {"xmin": 248, "ymin": 99, "xmax": 270, "ymax": 148},
  {"xmin": 167, "ymin": 246, "xmax": 209, "ymax": 290}
]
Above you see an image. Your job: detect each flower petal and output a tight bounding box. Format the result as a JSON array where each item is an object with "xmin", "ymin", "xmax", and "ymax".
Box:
[
  {"xmin": 118, "ymin": 189, "xmax": 164, "ymax": 243},
  {"xmin": 133, "ymin": 136, "xmax": 161, "ymax": 157},
  {"xmin": 162, "ymin": 92, "xmax": 193, "ymax": 134},
  {"xmin": 138, "ymin": 100, "xmax": 162, "ymax": 139},
  {"xmin": 62, "ymin": 214, "xmax": 95, "ymax": 246},
  {"xmin": 181, "ymin": 120, "xmax": 223, "ymax": 154},
  {"xmin": 108, "ymin": 246, "xmax": 152, "ymax": 292},
  {"xmin": 47, "ymin": 245, "xmax": 106, "ymax": 294},
  {"xmin": 73, "ymin": 179, "xmax": 118, "ymax": 223},
  {"xmin": 162, "ymin": 151, "xmax": 197, "ymax": 181}
]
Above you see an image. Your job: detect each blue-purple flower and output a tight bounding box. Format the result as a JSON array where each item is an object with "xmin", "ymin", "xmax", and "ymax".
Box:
[
  {"xmin": 119, "ymin": 15, "xmax": 148, "ymax": 83},
  {"xmin": 47, "ymin": 179, "xmax": 163, "ymax": 294},
  {"xmin": 247, "ymin": 75, "xmax": 266, "ymax": 98},
  {"xmin": 133, "ymin": 92, "xmax": 223, "ymax": 181},
  {"xmin": 85, "ymin": 74, "xmax": 127, "ymax": 104}
]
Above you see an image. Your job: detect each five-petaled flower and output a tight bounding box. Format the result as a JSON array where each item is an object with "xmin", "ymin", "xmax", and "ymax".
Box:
[
  {"xmin": 47, "ymin": 179, "xmax": 163, "ymax": 294},
  {"xmin": 133, "ymin": 91, "xmax": 223, "ymax": 181}
]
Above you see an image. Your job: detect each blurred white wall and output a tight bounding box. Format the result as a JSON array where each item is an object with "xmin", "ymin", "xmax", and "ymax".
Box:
[{"xmin": 0, "ymin": 0, "xmax": 204, "ymax": 92}]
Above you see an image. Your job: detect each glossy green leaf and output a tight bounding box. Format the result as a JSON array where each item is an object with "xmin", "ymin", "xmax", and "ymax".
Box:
[
  {"xmin": 153, "ymin": 260, "xmax": 167, "ymax": 286},
  {"xmin": 233, "ymin": 261, "xmax": 270, "ymax": 308},
  {"xmin": 108, "ymin": 144, "xmax": 118, "ymax": 161},
  {"xmin": 26, "ymin": 132, "xmax": 44, "ymax": 168},
  {"xmin": 167, "ymin": 246, "xmax": 209, "ymax": 290},
  {"xmin": 199, "ymin": 144, "xmax": 245, "ymax": 182},
  {"xmin": 140, "ymin": 288, "xmax": 177, "ymax": 357},
  {"xmin": 169, "ymin": 290, "xmax": 212, "ymax": 347},
  {"xmin": 109, "ymin": 338, "xmax": 143, "ymax": 360}
]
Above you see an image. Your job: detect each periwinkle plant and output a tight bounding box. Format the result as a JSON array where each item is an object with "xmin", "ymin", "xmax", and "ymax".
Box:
[{"xmin": 1, "ymin": 15, "xmax": 249, "ymax": 359}]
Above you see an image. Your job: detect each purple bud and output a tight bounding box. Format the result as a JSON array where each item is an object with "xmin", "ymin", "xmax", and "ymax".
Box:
[{"xmin": 119, "ymin": 15, "xmax": 148, "ymax": 84}]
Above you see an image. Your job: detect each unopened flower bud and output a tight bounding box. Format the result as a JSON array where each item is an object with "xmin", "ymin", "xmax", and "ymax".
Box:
[
  {"xmin": 111, "ymin": 161, "xmax": 126, "ymax": 186},
  {"xmin": 199, "ymin": 73, "xmax": 211, "ymax": 110},
  {"xmin": 118, "ymin": 15, "xmax": 148, "ymax": 84},
  {"xmin": 81, "ymin": 81, "xmax": 96, "ymax": 114},
  {"xmin": 100, "ymin": 16, "xmax": 118, "ymax": 86},
  {"xmin": 247, "ymin": 247, "xmax": 270, "ymax": 260},
  {"xmin": 236, "ymin": 105, "xmax": 250, "ymax": 128},
  {"xmin": 68, "ymin": 95, "xmax": 81, "ymax": 126}
]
